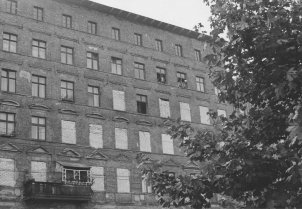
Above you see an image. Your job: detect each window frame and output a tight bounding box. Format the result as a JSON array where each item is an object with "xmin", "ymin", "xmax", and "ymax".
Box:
[
  {"xmin": 134, "ymin": 62, "xmax": 145, "ymax": 80},
  {"xmin": 32, "ymin": 39, "xmax": 46, "ymax": 59},
  {"xmin": 31, "ymin": 116, "xmax": 46, "ymax": 140},
  {"xmin": 112, "ymin": 27, "xmax": 120, "ymax": 41},
  {"xmin": 33, "ymin": 6, "xmax": 44, "ymax": 21},
  {"xmin": 32, "ymin": 75, "xmax": 46, "ymax": 98},
  {"xmin": 6, "ymin": 0, "xmax": 17, "ymax": 14},
  {"xmin": 175, "ymin": 44, "xmax": 183, "ymax": 57},
  {"xmin": 1, "ymin": 69, "xmax": 16, "ymax": 93},
  {"xmin": 194, "ymin": 49, "xmax": 202, "ymax": 62},
  {"xmin": 87, "ymin": 21, "xmax": 97, "ymax": 34},
  {"xmin": 156, "ymin": 67, "xmax": 166, "ymax": 84},
  {"xmin": 0, "ymin": 112, "xmax": 15, "ymax": 136},
  {"xmin": 3, "ymin": 32, "xmax": 17, "ymax": 53},
  {"xmin": 117, "ymin": 168, "xmax": 130, "ymax": 193},
  {"xmin": 196, "ymin": 76, "xmax": 205, "ymax": 92},
  {"xmin": 136, "ymin": 94, "xmax": 148, "ymax": 114},
  {"xmin": 177, "ymin": 72, "xmax": 187, "ymax": 88},
  {"xmin": 111, "ymin": 57, "xmax": 122, "ymax": 75},
  {"xmin": 62, "ymin": 14, "xmax": 72, "ymax": 28},
  {"xmin": 62, "ymin": 167, "xmax": 91, "ymax": 185},
  {"xmin": 60, "ymin": 45, "xmax": 73, "ymax": 65},
  {"xmin": 88, "ymin": 85, "xmax": 100, "ymax": 107},
  {"xmin": 134, "ymin": 33, "xmax": 142, "ymax": 46},
  {"xmin": 155, "ymin": 39, "xmax": 163, "ymax": 51},
  {"xmin": 86, "ymin": 52, "xmax": 99, "ymax": 70},
  {"xmin": 60, "ymin": 80, "xmax": 74, "ymax": 102}
]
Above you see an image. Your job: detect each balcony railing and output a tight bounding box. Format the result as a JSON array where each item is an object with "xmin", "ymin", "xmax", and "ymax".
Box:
[{"xmin": 24, "ymin": 181, "xmax": 93, "ymax": 201}]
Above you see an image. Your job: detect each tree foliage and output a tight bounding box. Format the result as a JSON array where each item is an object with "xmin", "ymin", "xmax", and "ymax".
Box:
[{"xmin": 137, "ymin": 0, "xmax": 302, "ymax": 208}]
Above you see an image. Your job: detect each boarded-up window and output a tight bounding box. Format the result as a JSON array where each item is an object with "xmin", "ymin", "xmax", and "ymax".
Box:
[
  {"xmin": 159, "ymin": 98, "xmax": 170, "ymax": 118},
  {"xmin": 89, "ymin": 124, "xmax": 103, "ymax": 148},
  {"xmin": 61, "ymin": 120, "xmax": 76, "ymax": 144},
  {"xmin": 200, "ymin": 106, "xmax": 210, "ymax": 124},
  {"xmin": 0, "ymin": 158, "xmax": 15, "ymax": 187},
  {"xmin": 115, "ymin": 128, "xmax": 128, "ymax": 149},
  {"xmin": 139, "ymin": 131, "xmax": 151, "ymax": 152},
  {"xmin": 180, "ymin": 102, "xmax": 191, "ymax": 121},
  {"xmin": 117, "ymin": 168, "xmax": 130, "ymax": 193},
  {"xmin": 217, "ymin": 109, "xmax": 227, "ymax": 117},
  {"xmin": 162, "ymin": 134, "xmax": 174, "ymax": 154},
  {"xmin": 113, "ymin": 90, "xmax": 125, "ymax": 111},
  {"xmin": 91, "ymin": 166, "xmax": 104, "ymax": 191},
  {"xmin": 31, "ymin": 161, "xmax": 47, "ymax": 182}
]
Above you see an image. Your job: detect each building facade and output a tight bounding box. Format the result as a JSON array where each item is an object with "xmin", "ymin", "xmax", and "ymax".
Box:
[{"xmin": 0, "ymin": 0, "xmax": 232, "ymax": 208}]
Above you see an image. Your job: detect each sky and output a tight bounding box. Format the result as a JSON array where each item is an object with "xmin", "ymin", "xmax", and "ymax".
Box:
[{"xmin": 90, "ymin": 0, "xmax": 211, "ymax": 32}]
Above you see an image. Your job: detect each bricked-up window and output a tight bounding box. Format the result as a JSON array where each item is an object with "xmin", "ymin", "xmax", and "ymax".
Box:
[
  {"xmin": 137, "ymin": 94, "xmax": 147, "ymax": 114},
  {"xmin": 218, "ymin": 109, "xmax": 227, "ymax": 117},
  {"xmin": 111, "ymin": 57, "xmax": 122, "ymax": 75},
  {"xmin": 31, "ymin": 161, "xmax": 47, "ymax": 182},
  {"xmin": 91, "ymin": 167, "xmax": 104, "ymax": 191},
  {"xmin": 3, "ymin": 32, "xmax": 17, "ymax": 53},
  {"xmin": 175, "ymin": 44, "xmax": 183, "ymax": 57},
  {"xmin": 32, "ymin": 39, "xmax": 46, "ymax": 59},
  {"xmin": 61, "ymin": 120, "xmax": 76, "ymax": 144},
  {"xmin": 32, "ymin": 75, "xmax": 46, "ymax": 98},
  {"xmin": 62, "ymin": 14, "xmax": 72, "ymax": 28},
  {"xmin": 159, "ymin": 98, "xmax": 170, "ymax": 118},
  {"xmin": 199, "ymin": 106, "xmax": 210, "ymax": 125},
  {"xmin": 6, "ymin": 0, "xmax": 17, "ymax": 14},
  {"xmin": 177, "ymin": 72, "xmax": 187, "ymax": 88},
  {"xmin": 112, "ymin": 27, "xmax": 120, "ymax": 40},
  {"xmin": 115, "ymin": 128, "xmax": 128, "ymax": 150},
  {"xmin": 134, "ymin": 33, "xmax": 142, "ymax": 46},
  {"xmin": 156, "ymin": 67, "xmax": 166, "ymax": 84},
  {"xmin": 31, "ymin": 116, "xmax": 46, "ymax": 140},
  {"xmin": 0, "ymin": 112, "xmax": 15, "ymax": 136},
  {"xmin": 195, "ymin": 49, "xmax": 202, "ymax": 62},
  {"xmin": 134, "ymin": 62, "xmax": 145, "ymax": 80},
  {"xmin": 63, "ymin": 167, "xmax": 91, "ymax": 185},
  {"xmin": 155, "ymin": 39, "xmax": 163, "ymax": 51},
  {"xmin": 89, "ymin": 124, "xmax": 103, "ymax": 148},
  {"xmin": 180, "ymin": 102, "xmax": 191, "ymax": 122},
  {"xmin": 196, "ymin": 76, "xmax": 205, "ymax": 92},
  {"xmin": 88, "ymin": 85, "xmax": 99, "ymax": 107},
  {"xmin": 87, "ymin": 21, "xmax": 97, "ymax": 34},
  {"xmin": 34, "ymin": 6, "xmax": 43, "ymax": 21},
  {"xmin": 112, "ymin": 90, "xmax": 125, "ymax": 111},
  {"xmin": 162, "ymin": 134, "xmax": 174, "ymax": 154},
  {"xmin": 142, "ymin": 175, "xmax": 152, "ymax": 193},
  {"xmin": 60, "ymin": 46, "xmax": 73, "ymax": 65},
  {"xmin": 1, "ymin": 69, "xmax": 16, "ymax": 93},
  {"xmin": 117, "ymin": 168, "xmax": 130, "ymax": 193},
  {"xmin": 61, "ymin": 80, "xmax": 74, "ymax": 101},
  {"xmin": 86, "ymin": 52, "xmax": 98, "ymax": 70},
  {"xmin": 139, "ymin": 131, "xmax": 151, "ymax": 152},
  {"xmin": 0, "ymin": 158, "xmax": 15, "ymax": 187}
]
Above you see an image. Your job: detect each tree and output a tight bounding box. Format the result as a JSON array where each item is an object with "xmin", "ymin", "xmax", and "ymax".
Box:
[{"xmin": 137, "ymin": 0, "xmax": 302, "ymax": 208}]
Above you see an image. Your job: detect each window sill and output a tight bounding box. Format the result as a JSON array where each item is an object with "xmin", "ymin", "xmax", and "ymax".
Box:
[
  {"xmin": 1, "ymin": 91, "xmax": 16, "ymax": 95},
  {"xmin": 32, "ymin": 56, "xmax": 46, "ymax": 60},
  {"xmin": 61, "ymin": 99, "xmax": 75, "ymax": 104},
  {"xmin": 3, "ymin": 50, "xmax": 17, "ymax": 54}
]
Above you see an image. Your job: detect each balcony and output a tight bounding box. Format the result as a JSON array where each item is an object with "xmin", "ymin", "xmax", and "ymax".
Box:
[{"xmin": 24, "ymin": 181, "xmax": 93, "ymax": 201}]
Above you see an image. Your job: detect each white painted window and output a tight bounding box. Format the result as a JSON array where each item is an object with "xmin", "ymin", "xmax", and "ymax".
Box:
[
  {"xmin": 139, "ymin": 131, "xmax": 151, "ymax": 152},
  {"xmin": 31, "ymin": 161, "xmax": 47, "ymax": 182},
  {"xmin": 89, "ymin": 124, "xmax": 103, "ymax": 148},
  {"xmin": 61, "ymin": 120, "xmax": 76, "ymax": 144},
  {"xmin": 0, "ymin": 158, "xmax": 15, "ymax": 187},
  {"xmin": 113, "ymin": 90, "xmax": 125, "ymax": 111},
  {"xmin": 117, "ymin": 168, "xmax": 130, "ymax": 193},
  {"xmin": 180, "ymin": 102, "xmax": 191, "ymax": 121},
  {"xmin": 162, "ymin": 134, "xmax": 174, "ymax": 154},
  {"xmin": 159, "ymin": 98, "xmax": 170, "ymax": 118},
  {"xmin": 91, "ymin": 166, "xmax": 104, "ymax": 191},
  {"xmin": 217, "ymin": 109, "xmax": 227, "ymax": 117},
  {"xmin": 142, "ymin": 176, "xmax": 152, "ymax": 193},
  {"xmin": 199, "ymin": 106, "xmax": 210, "ymax": 124},
  {"xmin": 115, "ymin": 128, "xmax": 128, "ymax": 149}
]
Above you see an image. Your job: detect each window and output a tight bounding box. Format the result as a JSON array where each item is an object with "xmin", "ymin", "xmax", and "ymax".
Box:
[
  {"xmin": 137, "ymin": 94, "xmax": 147, "ymax": 114},
  {"xmin": 162, "ymin": 134, "xmax": 174, "ymax": 154},
  {"xmin": 175, "ymin": 44, "xmax": 183, "ymax": 57},
  {"xmin": 31, "ymin": 161, "xmax": 47, "ymax": 182},
  {"xmin": 31, "ymin": 116, "xmax": 46, "ymax": 140},
  {"xmin": 117, "ymin": 168, "xmax": 130, "ymax": 193},
  {"xmin": 0, "ymin": 158, "xmax": 15, "ymax": 186},
  {"xmin": 134, "ymin": 62, "xmax": 145, "ymax": 80},
  {"xmin": 87, "ymin": 21, "xmax": 97, "ymax": 34},
  {"xmin": 180, "ymin": 102, "xmax": 191, "ymax": 122},
  {"xmin": 61, "ymin": 120, "xmax": 76, "ymax": 144},
  {"xmin": 159, "ymin": 98, "xmax": 170, "ymax": 118},
  {"xmin": 62, "ymin": 14, "xmax": 72, "ymax": 28},
  {"xmin": 34, "ymin": 6, "xmax": 43, "ymax": 21},
  {"xmin": 199, "ymin": 106, "xmax": 210, "ymax": 124},
  {"xmin": 217, "ymin": 109, "xmax": 227, "ymax": 117},
  {"xmin": 142, "ymin": 175, "xmax": 152, "ymax": 193},
  {"xmin": 32, "ymin": 75, "xmax": 46, "ymax": 98},
  {"xmin": 195, "ymin": 49, "xmax": 201, "ymax": 62},
  {"xmin": 3, "ymin": 32, "xmax": 17, "ymax": 53},
  {"xmin": 60, "ymin": 46, "xmax": 73, "ymax": 65},
  {"xmin": 0, "ymin": 112, "xmax": 15, "ymax": 136},
  {"xmin": 177, "ymin": 72, "xmax": 187, "ymax": 88},
  {"xmin": 32, "ymin": 39, "xmax": 46, "ymax": 59},
  {"xmin": 111, "ymin": 57, "xmax": 122, "ymax": 75},
  {"xmin": 139, "ymin": 131, "xmax": 151, "ymax": 152},
  {"xmin": 1, "ymin": 69, "xmax": 16, "ymax": 93},
  {"xmin": 196, "ymin": 77, "xmax": 205, "ymax": 92},
  {"xmin": 112, "ymin": 90, "xmax": 125, "ymax": 111},
  {"xmin": 155, "ymin": 39, "xmax": 163, "ymax": 51},
  {"xmin": 156, "ymin": 67, "xmax": 166, "ymax": 84},
  {"xmin": 86, "ymin": 52, "xmax": 98, "ymax": 70},
  {"xmin": 88, "ymin": 85, "xmax": 100, "ymax": 107},
  {"xmin": 91, "ymin": 167, "xmax": 104, "ymax": 191},
  {"xmin": 61, "ymin": 80, "xmax": 74, "ymax": 101},
  {"xmin": 112, "ymin": 27, "xmax": 120, "ymax": 40},
  {"xmin": 134, "ymin": 33, "xmax": 142, "ymax": 46},
  {"xmin": 215, "ymin": 87, "xmax": 221, "ymax": 96},
  {"xmin": 6, "ymin": 0, "xmax": 17, "ymax": 14},
  {"xmin": 63, "ymin": 167, "xmax": 91, "ymax": 185},
  {"xmin": 89, "ymin": 124, "xmax": 103, "ymax": 148},
  {"xmin": 115, "ymin": 128, "xmax": 128, "ymax": 150}
]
